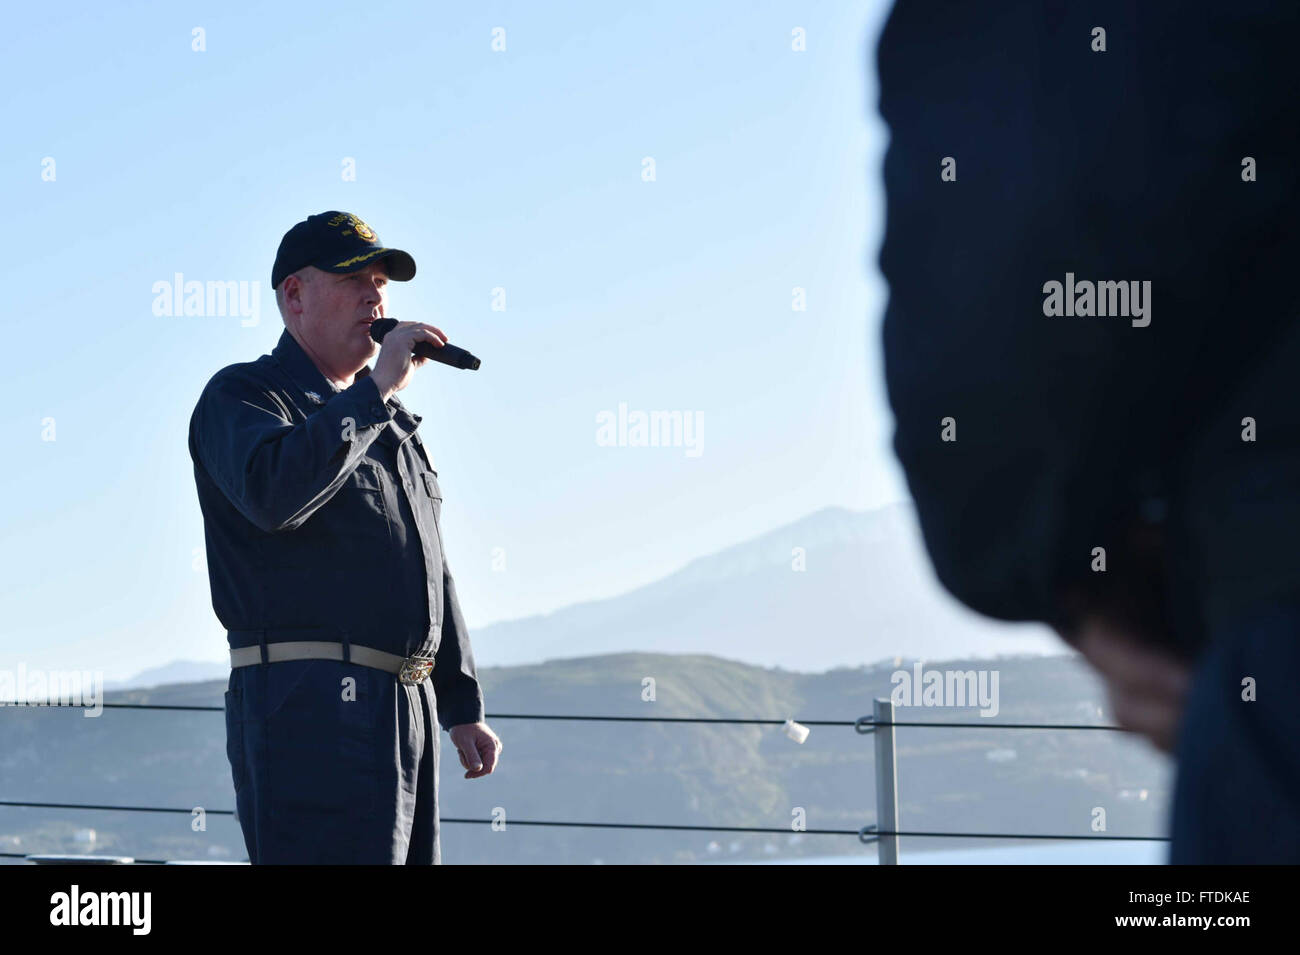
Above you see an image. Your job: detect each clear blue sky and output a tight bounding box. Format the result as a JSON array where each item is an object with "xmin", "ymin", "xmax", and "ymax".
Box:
[{"xmin": 0, "ymin": 0, "xmax": 904, "ymax": 680}]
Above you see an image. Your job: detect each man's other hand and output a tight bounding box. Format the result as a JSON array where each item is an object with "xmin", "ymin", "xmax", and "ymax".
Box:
[
  {"xmin": 448, "ymin": 722, "xmax": 502, "ymax": 779},
  {"xmin": 1073, "ymin": 617, "xmax": 1193, "ymax": 755}
]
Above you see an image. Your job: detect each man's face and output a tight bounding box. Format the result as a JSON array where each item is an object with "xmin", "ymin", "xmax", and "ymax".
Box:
[{"xmin": 289, "ymin": 262, "xmax": 389, "ymax": 373}]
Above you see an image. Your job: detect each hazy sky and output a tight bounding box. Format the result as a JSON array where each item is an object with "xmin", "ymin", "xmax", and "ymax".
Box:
[{"xmin": 0, "ymin": 0, "xmax": 905, "ymax": 680}]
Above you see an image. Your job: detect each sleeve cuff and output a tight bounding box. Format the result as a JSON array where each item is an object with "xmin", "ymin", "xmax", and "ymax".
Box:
[
  {"xmin": 439, "ymin": 702, "xmax": 485, "ymax": 731},
  {"xmin": 329, "ymin": 374, "xmax": 392, "ymax": 430}
]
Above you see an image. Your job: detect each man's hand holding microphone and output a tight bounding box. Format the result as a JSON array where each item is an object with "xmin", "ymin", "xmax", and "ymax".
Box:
[
  {"xmin": 369, "ymin": 320, "xmax": 449, "ymax": 402},
  {"xmin": 368, "ymin": 317, "xmax": 482, "ymax": 402}
]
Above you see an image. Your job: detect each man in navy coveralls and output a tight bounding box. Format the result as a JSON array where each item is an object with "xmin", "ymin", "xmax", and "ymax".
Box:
[{"xmin": 189, "ymin": 210, "xmax": 501, "ymax": 864}]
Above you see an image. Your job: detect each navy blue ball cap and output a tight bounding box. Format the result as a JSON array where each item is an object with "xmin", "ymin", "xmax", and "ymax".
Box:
[{"xmin": 272, "ymin": 211, "xmax": 416, "ymax": 289}]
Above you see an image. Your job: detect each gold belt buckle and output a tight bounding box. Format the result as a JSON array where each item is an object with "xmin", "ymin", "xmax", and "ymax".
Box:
[{"xmin": 398, "ymin": 654, "xmax": 434, "ymax": 685}]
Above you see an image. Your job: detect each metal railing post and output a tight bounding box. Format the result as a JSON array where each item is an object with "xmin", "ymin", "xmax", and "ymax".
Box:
[{"xmin": 873, "ymin": 697, "xmax": 900, "ymax": 865}]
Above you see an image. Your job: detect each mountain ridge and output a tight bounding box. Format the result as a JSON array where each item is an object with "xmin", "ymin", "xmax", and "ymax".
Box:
[{"xmin": 114, "ymin": 503, "xmax": 1062, "ymax": 689}]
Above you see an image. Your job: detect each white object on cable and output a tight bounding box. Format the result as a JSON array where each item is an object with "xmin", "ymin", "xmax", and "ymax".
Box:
[{"xmin": 783, "ymin": 719, "xmax": 810, "ymax": 744}]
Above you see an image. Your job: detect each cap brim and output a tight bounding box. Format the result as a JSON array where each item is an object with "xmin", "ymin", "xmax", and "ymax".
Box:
[{"xmin": 316, "ymin": 247, "xmax": 416, "ymax": 281}]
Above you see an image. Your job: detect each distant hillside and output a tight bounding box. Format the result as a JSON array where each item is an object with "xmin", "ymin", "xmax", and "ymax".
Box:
[
  {"xmin": 105, "ymin": 660, "xmax": 228, "ymax": 692},
  {"xmin": 472, "ymin": 503, "xmax": 1061, "ymax": 670},
  {"xmin": 0, "ymin": 652, "xmax": 1171, "ymax": 865},
  {"xmin": 116, "ymin": 503, "xmax": 1061, "ymax": 690}
]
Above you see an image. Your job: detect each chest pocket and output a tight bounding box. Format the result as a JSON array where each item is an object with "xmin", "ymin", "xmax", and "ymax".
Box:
[
  {"xmin": 426, "ymin": 472, "xmax": 452, "ymax": 527},
  {"xmin": 421, "ymin": 470, "xmax": 441, "ymax": 497},
  {"xmin": 348, "ymin": 460, "xmax": 385, "ymax": 492},
  {"xmin": 337, "ymin": 460, "xmax": 393, "ymax": 544}
]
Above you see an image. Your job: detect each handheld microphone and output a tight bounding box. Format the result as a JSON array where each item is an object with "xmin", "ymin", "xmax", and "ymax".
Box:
[{"xmin": 369, "ymin": 317, "xmax": 482, "ymax": 371}]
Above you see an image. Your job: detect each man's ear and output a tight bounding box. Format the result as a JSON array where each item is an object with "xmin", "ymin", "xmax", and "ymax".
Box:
[{"xmin": 282, "ymin": 274, "xmax": 308, "ymax": 316}]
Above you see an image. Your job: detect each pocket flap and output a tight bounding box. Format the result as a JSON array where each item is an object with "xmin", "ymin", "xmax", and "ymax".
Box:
[
  {"xmin": 347, "ymin": 460, "xmax": 384, "ymax": 491},
  {"xmin": 422, "ymin": 471, "xmax": 442, "ymax": 500}
]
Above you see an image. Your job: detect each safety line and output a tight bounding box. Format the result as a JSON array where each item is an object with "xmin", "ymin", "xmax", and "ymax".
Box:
[{"xmin": 1, "ymin": 703, "xmax": 1126, "ymax": 731}]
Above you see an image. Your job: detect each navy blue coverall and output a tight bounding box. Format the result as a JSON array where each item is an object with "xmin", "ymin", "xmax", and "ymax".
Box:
[{"xmin": 188, "ymin": 327, "xmax": 485, "ymax": 864}]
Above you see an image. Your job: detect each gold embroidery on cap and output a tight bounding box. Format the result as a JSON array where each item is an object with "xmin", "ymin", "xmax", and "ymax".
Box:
[
  {"xmin": 333, "ymin": 247, "xmax": 388, "ymax": 268},
  {"xmin": 325, "ymin": 212, "xmax": 377, "ymax": 241}
]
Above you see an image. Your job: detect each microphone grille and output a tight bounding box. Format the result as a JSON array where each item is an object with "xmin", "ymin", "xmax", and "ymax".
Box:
[{"xmin": 369, "ymin": 317, "xmax": 398, "ymax": 343}]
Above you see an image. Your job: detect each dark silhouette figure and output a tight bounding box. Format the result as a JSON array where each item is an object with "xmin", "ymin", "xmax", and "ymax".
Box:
[{"xmin": 876, "ymin": 1, "xmax": 1299, "ymax": 862}]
